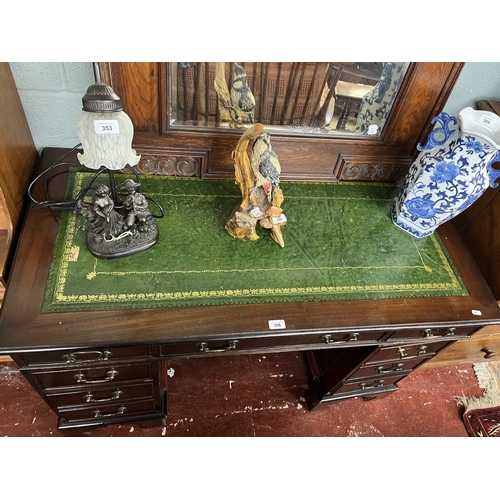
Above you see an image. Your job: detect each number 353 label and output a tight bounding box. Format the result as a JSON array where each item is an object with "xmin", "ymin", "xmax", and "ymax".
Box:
[{"xmin": 94, "ymin": 119, "xmax": 120, "ymax": 135}]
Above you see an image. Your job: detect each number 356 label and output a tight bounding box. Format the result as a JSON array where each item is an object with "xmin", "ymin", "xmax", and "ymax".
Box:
[
  {"xmin": 269, "ymin": 319, "xmax": 286, "ymax": 330},
  {"xmin": 94, "ymin": 119, "xmax": 120, "ymax": 135}
]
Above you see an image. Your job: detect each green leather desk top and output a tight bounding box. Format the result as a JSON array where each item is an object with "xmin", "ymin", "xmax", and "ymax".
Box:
[{"xmin": 42, "ymin": 172, "xmax": 467, "ymax": 313}]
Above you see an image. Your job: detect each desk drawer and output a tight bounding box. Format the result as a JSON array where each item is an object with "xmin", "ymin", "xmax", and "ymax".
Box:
[
  {"xmin": 387, "ymin": 326, "xmax": 475, "ymax": 341},
  {"xmin": 366, "ymin": 341, "xmax": 452, "ymax": 364},
  {"xmin": 160, "ymin": 329, "xmax": 387, "ymax": 356},
  {"xmin": 58, "ymin": 399, "xmax": 157, "ymax": 423},
  {"xmin": 17, "ymin": 345, "xmax": 152, "ymax": 367},
  {"xmin": 47, "ymin": 382, "xmax": 155, "ymax": 409},
  {"xmin": 348, "ymin": 357, "xmax": 426, "ymax": 381},
  {"xmin": 332, "ymin": 373, "xmax": 406, "ymax": 396},
  {"xmin": 310, "ymin": 384, "xmax": 399, "ymax": 407},
  {"xmin": 30, "ymin": 362, "xmax": 154, "ymax": 391}
]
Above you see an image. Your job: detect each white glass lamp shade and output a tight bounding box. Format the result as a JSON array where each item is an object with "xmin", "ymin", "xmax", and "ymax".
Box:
[{"xmin": 76, "ymin": 110, "xmax": 141, "ymax": 171}]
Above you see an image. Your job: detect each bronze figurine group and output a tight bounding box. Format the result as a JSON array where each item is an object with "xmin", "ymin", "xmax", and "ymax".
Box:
[{"xmin": 75, "ymin": 178, "xmax": 159, "ymax": 259}]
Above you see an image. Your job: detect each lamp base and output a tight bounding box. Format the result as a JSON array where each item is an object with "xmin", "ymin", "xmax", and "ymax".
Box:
[
  {"xmin": 86, "ymin": 219, "xmax": 159, "ymax": 259},
  {"xmin": 74, "ymin": 172, "xmax": 163, "ymax": 260}
]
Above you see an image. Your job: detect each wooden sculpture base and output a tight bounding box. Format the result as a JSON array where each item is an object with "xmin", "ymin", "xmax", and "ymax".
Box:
[{"xmin": 225, "ymin": 124, "xmax": 286, "ymax": 247}]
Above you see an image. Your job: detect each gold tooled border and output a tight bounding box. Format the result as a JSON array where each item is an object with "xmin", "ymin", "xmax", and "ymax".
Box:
[{"xmin": 52, "ymin": 173, "xmax": 466, "ymax": 306}]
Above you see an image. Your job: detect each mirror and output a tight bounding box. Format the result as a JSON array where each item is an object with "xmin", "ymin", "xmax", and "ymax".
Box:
[{"xmin": 169, "ymin": 62, "xmax": 410, "ymax": 136}]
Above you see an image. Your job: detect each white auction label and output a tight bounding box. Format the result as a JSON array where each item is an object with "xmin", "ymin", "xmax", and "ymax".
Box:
[
  {"xmin": 367, "ymin": 124, "xmax": 379, "ymax": 135},
  {"xmin": 268, "ymin": 319, "xmax": 286, "ymax": 330},
  {"xmin": 250, "ymin": 207, "xmax": 264, "ymax": 218},
  {"xmin": 94, "ymin": 119, "xmax": 120, "ymax": 135},
  {"xmin": 272, "ymin": 214, "xmax": 287, "ymax": 224},
  {"xmin": 477, "ymin": 114, "xmax": 497, "ymax": 131}
]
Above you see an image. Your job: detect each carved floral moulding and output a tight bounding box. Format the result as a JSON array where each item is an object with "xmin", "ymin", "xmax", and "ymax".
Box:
[
  {"xmin": 125, "ymin": 149, "xmax": 210, "ymax": 177},
  {"xmin": 125, "ymin": 151, "xmax": 411, "ymax": 182},
  {"xmin": 337, "ymin": 156, "xmax": 411, "ymax": 182}
]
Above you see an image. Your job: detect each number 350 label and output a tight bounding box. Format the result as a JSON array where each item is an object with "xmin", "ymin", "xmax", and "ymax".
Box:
[{"xmin": 94, "ymin": 119, "xmax": 120, "ymax": 135}]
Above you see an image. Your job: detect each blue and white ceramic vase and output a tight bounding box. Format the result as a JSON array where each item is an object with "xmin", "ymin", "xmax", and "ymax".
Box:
[{"xmin": 392, "ymin": 107, "xmax": 500, "ymax": 237}]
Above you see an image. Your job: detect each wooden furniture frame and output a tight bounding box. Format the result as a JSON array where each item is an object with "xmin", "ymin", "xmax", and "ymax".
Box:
[
  {"xmin": 0, "ymin": 148, "xmax": 499, "ymax": 433},
  {"xmin": 99, "ymin": 62, "xmax": 464, "ymax": 182},
  {"xmin": 0, "ymin": 63, "xmax": 37, "ymax": 293}
]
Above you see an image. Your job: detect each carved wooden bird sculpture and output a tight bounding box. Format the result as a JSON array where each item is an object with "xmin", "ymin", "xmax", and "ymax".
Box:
[
  {"xmin": 230, "ymin": 63, "xmax": 255, "ymax": 124},
  {"xmin": 250, "ymin": 131, "xmax": 281, "ymax": 202}
]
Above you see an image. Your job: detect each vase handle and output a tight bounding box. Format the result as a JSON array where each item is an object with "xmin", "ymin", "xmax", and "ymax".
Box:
[
  {"xmin": 487, "ymin": 150, "xmax": 500, "ymax": 188},
  {"xmin": 417, "ymin": 112, "xmax": 458, "ymax": 151}
]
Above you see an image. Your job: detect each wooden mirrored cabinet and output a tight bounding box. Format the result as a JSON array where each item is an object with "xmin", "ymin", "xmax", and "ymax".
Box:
[{"xmin": 99, "ymin": 62, "xmax": 464, "ymax": 182}]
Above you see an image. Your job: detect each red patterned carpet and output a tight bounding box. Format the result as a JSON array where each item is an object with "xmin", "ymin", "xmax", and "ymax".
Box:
[{"xmin": 0, "ymin": 352, "xmax": 485, "ymax": 437}]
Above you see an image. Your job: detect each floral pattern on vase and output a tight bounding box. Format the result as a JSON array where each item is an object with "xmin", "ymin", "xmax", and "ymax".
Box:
[
  {"xmin": 392, "ymin": 107, "xmax": 500, "ymax": 238},
  {"xmin": 355, "ymin": 62, "xmax": 410, "ymax": 135}
]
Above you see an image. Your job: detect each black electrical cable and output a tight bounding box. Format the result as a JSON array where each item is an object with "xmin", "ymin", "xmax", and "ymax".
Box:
[
  {"xmin": 28, "ymin": 143, "xmax": 84, "ymax": 210},
  {"xmin": 28, "ymin": 143, "xmax": 165, "ymax": 218},
  {"xmin": 145, "ymin": 196, "xmax": 165, "ymax": 219}
]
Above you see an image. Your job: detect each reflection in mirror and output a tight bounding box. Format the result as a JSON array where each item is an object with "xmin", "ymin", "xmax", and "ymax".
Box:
[{"xmin": 168, "ymin": 62, "xmax": 410, "ymax": 136}]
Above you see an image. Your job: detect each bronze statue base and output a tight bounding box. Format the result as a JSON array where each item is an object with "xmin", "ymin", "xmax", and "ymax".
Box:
[{"xmin": 86, "ymin": 219, "xmax": 159, "ymax": 259}]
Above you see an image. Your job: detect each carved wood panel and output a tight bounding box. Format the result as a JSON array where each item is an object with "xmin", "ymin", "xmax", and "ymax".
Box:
[
  {"xmin": 133, "ymin": 151, "xmax": 205, "ymax": 177},
  {"xmin": 338, "ymin": 156, "xmax": 411, "ymax": 181}
]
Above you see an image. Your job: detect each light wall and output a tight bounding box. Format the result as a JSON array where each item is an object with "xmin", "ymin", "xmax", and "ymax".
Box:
[
  {"xmin": 9, "ymin": 62, "xmax": 500, "ymax": 153},
  {"xmin": 9, "ymin": 62, "xmax": 94, "ymax": 152},
  {"xmin": 443, "ymin": 62, "xmax": 500, "ymax": 116}
]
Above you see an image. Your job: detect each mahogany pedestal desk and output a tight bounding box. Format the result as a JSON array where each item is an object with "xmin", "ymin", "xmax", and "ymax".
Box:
[{"xmin": 1, "ymin": 148, "xmax": 500, "ymax": 435}]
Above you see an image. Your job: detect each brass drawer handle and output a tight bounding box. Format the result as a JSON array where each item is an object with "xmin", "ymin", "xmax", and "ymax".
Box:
[
  {"xmin": 84, "ymin": 389, "xmax": 123, "ymax": 403},
  {"xmin": 377, "ymin": 363, "xmax": 403, "ymax": 374},
  {"xmin": 421, "ymin": 328, "xmax": 455, "ymax": 338},
  {"xmin": 398, "ymin": 346, "xmax": 427, "ymax": 359},
  {"xmin": 481, "ymin": 347, "xmax": 497, "ymax": 359},
  {"xmin": 92, "ymin": 406, "xmax": 126, "ymax": 418},
  {"xmin": 360, "ymin": 380, "xmax": 385, "ymax": 390},
  {"xmin": 321, "ymin": 333, "xmax": 359, "ymax": 344},
  {"xmin": 73, "ymin": 368, "xmax": 118, "ymax": 384},
  {"xmin": 417, "ymin": 345, "xmax": 428, "ymax": 356},
  {"xmin": 63, "ymin": 350, "xmax": 112, "ymax": 363},
  {"xmin": 195, "ymin": 340, "xmax": 239, "ymax": 353}
]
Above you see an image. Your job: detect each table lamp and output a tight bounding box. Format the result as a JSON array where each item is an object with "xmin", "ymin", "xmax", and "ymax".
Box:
[
  {"xmin": 75, "ymin": 71, "xmax": 164, "ymax": 258},
  {"xmin": 28, "ymin": 63, "xmax": 163, "ymax": 259}
]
